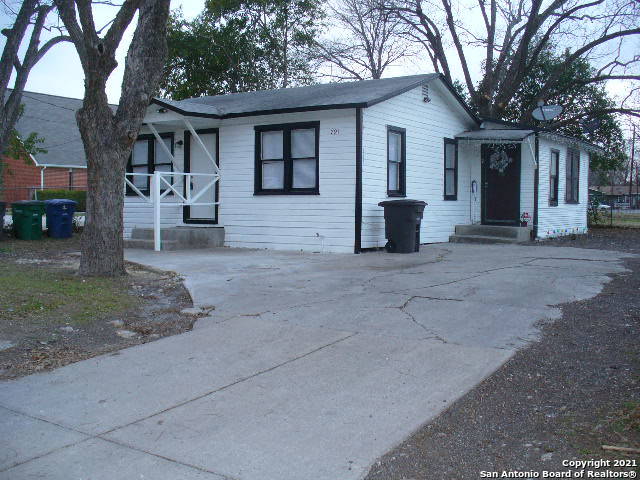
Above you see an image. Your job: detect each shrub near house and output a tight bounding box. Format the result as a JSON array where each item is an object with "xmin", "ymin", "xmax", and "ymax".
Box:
[{"xmin": 36, "ymin": 190, "xmax": 86, "ymax": 212}]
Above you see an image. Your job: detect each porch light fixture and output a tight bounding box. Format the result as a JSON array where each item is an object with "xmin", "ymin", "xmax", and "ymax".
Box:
[{"xmin": 176, "ymin": 140, "xmax": 184, "ymax": 147}]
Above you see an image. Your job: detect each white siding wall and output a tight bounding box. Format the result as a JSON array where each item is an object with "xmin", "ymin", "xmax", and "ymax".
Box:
[
  {"xmin": 218, "ymin": 109, "xmax": 356, "ymax": 253},
  {"xmin": 361, "ymin": 82, "xmax": 477, "ymax": 248},
  {"xmin": 123, "ymin": 199, "xmax": 183, "ymax": 238},
  {"xmin": 124, "ymin": 111, "xmax": 356, "ymax": 252},
  {"xmin": 536, "ymin": 136, "xmax": 589, "ymax": 238}
]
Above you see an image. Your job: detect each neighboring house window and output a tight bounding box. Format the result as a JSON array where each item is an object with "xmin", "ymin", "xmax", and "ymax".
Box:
[
  {"xmin": 254, "ymin": 122, "xmax": 319, "ymax": 194},
  {"xmin": 387, "ymin": 126, "xmax": 406, "ymax": 196},
  {"xmin": 68, "ymin": 169, "xmax": 74, "ymax": 190},
  {"xmin": 126, "ymin": 134, "xmax": 174, "ymax": 195},
  {"xmin": 565, "ymin": 148, "xmax": 580, "ymax": 203},
  {"xmin": 549, "ymin": 149, "xmax": 559, "ymax": 206},
  {"xmin": 444, "ymin": 138, "xmax": 457, "ymax": 200}
]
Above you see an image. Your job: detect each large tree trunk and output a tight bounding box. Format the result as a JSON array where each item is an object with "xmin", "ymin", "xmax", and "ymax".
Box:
[
  {"xmin": 77, "ymin": 105, "xmax": 128, "ymax": 276},
  {"xmin": 53, "ymin": 0, "xmax": 169, "ymax": 276}
]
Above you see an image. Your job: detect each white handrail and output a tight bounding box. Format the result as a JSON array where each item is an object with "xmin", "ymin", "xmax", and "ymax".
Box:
[{"xmin": 125, "ymin": 171, "xmax": 220, "ymax": 251}]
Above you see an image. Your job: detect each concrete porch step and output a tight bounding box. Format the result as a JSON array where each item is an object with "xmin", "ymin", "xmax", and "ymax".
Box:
[
  {"xmin": 124, "ymin": 238, "xmax": 182, "ymax": 250},
  {"xmin": 452, "ymin": 224, "xmax": 532, "ymax": 244},
  {"xmin": 449, "ymin": 234, "xmax": 520, "ymax": 245},
  {"xmin": 126, "ymin": 226, "xmax": 224, "ymax": 250}
]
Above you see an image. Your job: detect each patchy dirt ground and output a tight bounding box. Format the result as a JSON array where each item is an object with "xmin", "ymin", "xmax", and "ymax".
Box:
[
  {"xmin": 0, "ymin": 235, "xmax": 202, "ymax": 380},
  {"xmin": 366, "ymin": 229, "xmax": 640, "ymax": 479},
  {"xmin": 530, "ymin": 227, "xmax": 640, "ymax": 254}
]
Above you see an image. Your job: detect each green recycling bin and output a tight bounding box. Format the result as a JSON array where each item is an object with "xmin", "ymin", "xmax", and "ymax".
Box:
[{"xmin": 12, "ymin": 200, "xmax": 45, "ymax": 240}]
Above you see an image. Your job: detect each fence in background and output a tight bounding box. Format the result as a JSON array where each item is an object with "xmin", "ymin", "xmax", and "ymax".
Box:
[{"xmin": 593, "ymin": 204, "xmax": 640, "ymax": 228}]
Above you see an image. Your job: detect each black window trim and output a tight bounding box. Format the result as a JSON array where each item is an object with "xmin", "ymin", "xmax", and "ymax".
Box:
[
  {"xmin": 443, "ymin": 137, "xmax": 458, "ymax": 201},
  {"xmin": 126, "ymin": 132, "xmax": 175, "ymax": 196},
  {"xmin": 549, "ymin": 148, "xmax": 559, "ymax": 206},
  {"xmin": 387, "ymin": 125, "xmax": 406, "ymax": 197},
  {"xmin": 254, "ymin": 121, "xmax": 320, "ymax": 195},
  {"xmin": 565, "ymin": 147, "xmax": 580, "ymax": 204}
]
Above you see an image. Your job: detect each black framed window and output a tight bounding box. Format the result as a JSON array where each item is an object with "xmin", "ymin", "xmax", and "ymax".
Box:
[
  {"xmin": 387, "ymin": 126, "xmax": 406, "ymax": 196},
  {"xmin": 254, "ymin": 122, "xmax": 319, "ymax": 194},
  {"xmin": 126, "ymin": 133, "xmax": 174, "ymax": 195},
  {"xmin": 444, "ymin": 138, "xmax": 458, "ymax": 200},
  {"xmin": 549, "ymin": 149, "xmax": 559, "ymax": 206},
  {"xmin": 565, "ymin": 148, "xmax": 580, "ymax": 203}
]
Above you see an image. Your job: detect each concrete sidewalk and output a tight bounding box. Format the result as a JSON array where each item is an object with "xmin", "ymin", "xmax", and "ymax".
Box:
[{"xmin": 0, "ymin": 244, "xmax": 632, "ymax": 480}]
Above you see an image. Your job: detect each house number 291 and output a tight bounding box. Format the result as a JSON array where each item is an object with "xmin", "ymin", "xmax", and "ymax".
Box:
[{"xmin": 330, "ymin": 128, "xmax": 340, "ymax": 135}]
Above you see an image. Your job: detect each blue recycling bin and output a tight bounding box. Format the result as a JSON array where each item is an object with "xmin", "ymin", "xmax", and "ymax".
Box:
[{"xmin": 45, "ymin": 199, "xmax": 77, "ymax": 238}]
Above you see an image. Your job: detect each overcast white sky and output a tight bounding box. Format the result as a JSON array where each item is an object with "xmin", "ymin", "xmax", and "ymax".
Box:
[
  {"xmin": 0, "ymin": 0, "xmax": 447, "ymax": 103},
  {"xmin": 0, "ymin": 0, "xmax": 634, "ymax": 119}
]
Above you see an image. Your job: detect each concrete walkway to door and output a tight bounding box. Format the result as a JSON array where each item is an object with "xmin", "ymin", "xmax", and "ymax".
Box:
[{"xmin": 0, "ymin": 243, "xmax": 632, "ymax": 480}]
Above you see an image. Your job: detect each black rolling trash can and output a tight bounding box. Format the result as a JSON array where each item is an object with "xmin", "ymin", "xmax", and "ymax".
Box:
[
  {"xmin": 378, "ymin": 199, "xmax": 427, "ymax": 253},
  {"xmin": 45, "ymin": 199, "xmax": 77, "ymax": 239}
]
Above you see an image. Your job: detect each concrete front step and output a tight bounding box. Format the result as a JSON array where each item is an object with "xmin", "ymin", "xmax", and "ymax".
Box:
[
  {"xmin": 124, "ymin": 238, "xmax": 183, "ymax": 251},
  {"xmin": 449, "ymin": 234, "xmax": 520, "ymax": 245},
  {"xmin": 454, "ymin": 224, "xmax": 532, "ymax": 242},
  {"xmin": 126, "ymin": 226, "xmax": 224, "ymax": 250}
]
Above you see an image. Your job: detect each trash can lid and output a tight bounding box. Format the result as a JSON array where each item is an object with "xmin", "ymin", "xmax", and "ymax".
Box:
[
  {"xmin": 44, "ymin": 199, "xmax": 78, "ymax": 206},
  {"xmin": 12, "ymin": 200, "xmax": 45, "ymax": 206},
  {"xmin": 378, "ymin": 199, "xmax": 427, "ymax": 207}
]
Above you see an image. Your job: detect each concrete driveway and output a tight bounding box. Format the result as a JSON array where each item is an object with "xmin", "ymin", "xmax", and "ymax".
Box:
[{"xmin": 0, "ymin": 243, "xmax": 631, "ymax": 480}]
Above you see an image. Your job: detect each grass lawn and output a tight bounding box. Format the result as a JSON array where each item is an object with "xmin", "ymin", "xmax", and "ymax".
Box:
[
  {"xmin": 612, "ymin": 212, "xmax": 640, "ymax": 227},
  {"xmin": 0, "ymin": 234, "xmax": 194, "ymax": 379},
  {"xmin": 594, "ymin": 211, "xmax": 640, "ymax": 228},
  {"xmin": 0, "ymin": 262, "xmax": 139, "ymax": 326}
]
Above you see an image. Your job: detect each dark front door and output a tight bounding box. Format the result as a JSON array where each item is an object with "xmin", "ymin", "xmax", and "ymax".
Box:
[{"xmin": 481, "ymin": 144, "xmax": 521, "ymax": 226}]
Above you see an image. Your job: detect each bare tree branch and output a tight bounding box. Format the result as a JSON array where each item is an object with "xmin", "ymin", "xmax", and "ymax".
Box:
[
  {"xmin": 0, "ymin": 0, "xmax": 70, "ymax": 155},
  {"xmin": 314, "ymin": 0, "xmax": 415, "ymax": 80}
]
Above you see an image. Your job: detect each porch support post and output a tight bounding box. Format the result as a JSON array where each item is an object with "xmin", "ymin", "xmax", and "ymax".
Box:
[
  {"xmin": 532, "ymin": 133, "xmax": 539, "ymax": 239},
  {"xmin": 153, "ymin": 171, "xmax": 161, "ymax": 252},
  {"xmin": 526, "ymin": 136, "xmax": 537, "ymax": 168}
]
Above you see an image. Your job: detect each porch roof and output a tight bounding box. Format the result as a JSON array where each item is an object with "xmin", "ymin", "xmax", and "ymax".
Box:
[{"xmin": 455, "ymin": 129, "xmax": 535, "ymax": 143}]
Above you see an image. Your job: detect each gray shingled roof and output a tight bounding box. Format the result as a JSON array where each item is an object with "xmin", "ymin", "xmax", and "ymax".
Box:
[
  {"xmin": 154, "ymin": 74, "xmax": 443, "ymax": 118},
  {"xmin": 456, "ymin": 129, "xmax": 535, "ymax": 142},
  {"xmin": 10, "ymin": 90, "xmax": 90, "ymax": 168}
]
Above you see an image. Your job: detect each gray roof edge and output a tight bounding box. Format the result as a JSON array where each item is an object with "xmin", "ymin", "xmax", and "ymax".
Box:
[
  {"xmin": 150, "ymin": 73, "xmax": 483, "ymax": 122},
  {"xmin": 538, "ymin": 131, "xmax": 603, "ymax": 153},
  {"xmin": 39, "ymin": 163, "xmax": 87, "ymax": 168},
  {"xmin": 151, "ymin": 98, "xmax": 221, "ymax": 118},
  {"xmin": 455, "ymin": 129, "xmax": 535, "ymax": 141}
]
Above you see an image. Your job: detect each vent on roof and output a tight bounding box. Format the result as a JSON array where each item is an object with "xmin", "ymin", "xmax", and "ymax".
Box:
[{"xmin": 422, "ymin": 84, "xmax": 431, "ymax": 103}]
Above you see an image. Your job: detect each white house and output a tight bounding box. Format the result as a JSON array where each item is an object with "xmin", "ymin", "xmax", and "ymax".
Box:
[{"xmin": 123, "ymin": 74, "xmax": 597, "ymax": 253}]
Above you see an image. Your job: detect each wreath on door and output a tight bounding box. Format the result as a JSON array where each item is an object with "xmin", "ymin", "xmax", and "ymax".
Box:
[{"xmin": 487, "ymin": 144, "xmax": 516, "ymax": 175}]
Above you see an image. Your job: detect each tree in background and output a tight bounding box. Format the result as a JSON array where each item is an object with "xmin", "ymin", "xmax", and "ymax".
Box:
[
  {"xmin": 54, "ymin": 0, "xmax": 170, "ymax": 276},
  {"xmin": 161, "ymin": 0, "xmax": 324, "ymax": 99},
  {"xmin": 387, "ymin": 0, "xmax": 639, "ymax": 121},
  {"xmin": 313, "ymin": 0, "xmax": 413, "ymax": 80},
  {"xmin": 0, "ymin": 0, "xmax": 68, "ymax": 160},
  {"xmin": 161, "ymin": 9, "xmax": 276, "ymax": 99},
  {"xmin": 500, "ymin": 48, "xmax": 628, "ymax": 173}
]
